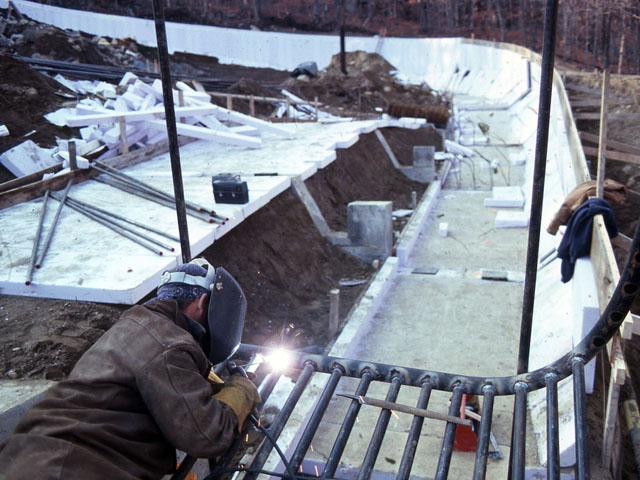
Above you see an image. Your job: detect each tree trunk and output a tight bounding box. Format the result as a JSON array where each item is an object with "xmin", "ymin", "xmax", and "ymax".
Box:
[
  {"xmin": 469, "ymin": 0, "xmax": 475, "ymax": 32},
  {"xmin": 418, "ymin": 0, "xmax": 428, "ymax": 33},
  {"xmin": 363, "ymin": 0, "xmax": 376, "ymax": 27},
  {"xmin": 518, "ymin": 0, "xmax": 526, "ymax": 46},
  {"xmin": 492, "ymin": 0, "xmax": 505, "ymax": 42}
]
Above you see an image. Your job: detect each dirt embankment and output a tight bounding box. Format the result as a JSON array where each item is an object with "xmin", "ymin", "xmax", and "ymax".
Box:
[{"xmin": 0, "ymin": 126, "xmax": 440, "ymax": 380}]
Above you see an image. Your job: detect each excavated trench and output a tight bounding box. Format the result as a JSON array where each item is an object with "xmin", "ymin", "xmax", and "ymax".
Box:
[{"xmin": 0, "ymin": 125, "xmax": 441, "ymax": 380}]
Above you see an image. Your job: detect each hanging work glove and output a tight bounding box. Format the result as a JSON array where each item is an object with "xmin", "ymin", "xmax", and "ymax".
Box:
[{"xmin": 213, "ymin": 374, "xmax": 261, "ymax": 432}]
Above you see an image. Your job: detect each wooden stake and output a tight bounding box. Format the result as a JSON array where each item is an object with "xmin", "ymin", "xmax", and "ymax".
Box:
[
  {"xmin": 596, "ymin": 68, "xmax": 609, "ymax": 199},
  {"xmin": 411, "ymin": 191, "xmax": 417, "ymax": 209},
  {"xmin": 249, "ymin": 95, "xmax": 256, "ymax": 117},
  {"xmin": 314, "ymin": 96, "xmax": 319, "ymax": 122},
  {"xmin": 118, "ymin": 116, "xmax": 129, "ymax": 154},
  {"xmin": 329, "ymin": 289, "xmax": 340, "ymax": 337},
  {"xmin": 226, "ymin": 94, "xmax": 233, "ymax": 111},
  {"xmin": 178, "ymin": 90, "xmax": 185, "ymax": 123},
  {"xmin": 68, "ymin": 140, "xmax": 77, "ymax": 170}
]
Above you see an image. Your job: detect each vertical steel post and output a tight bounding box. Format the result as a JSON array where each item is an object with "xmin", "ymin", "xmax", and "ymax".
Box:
[
  {"xmin": 510, "ymin": 383, "xmax": 528, "ymax": 480},
  {"xmin": 435, "ymin": 385, "xmax": 465, "ymax": 480},
  {"xmin": 545, "ymin": 373, "xmax": 560, "ymax": 480},
  {"xmin": 340, "ymin": 25, "xmax": 347, "ymax": 75},
  {"xmin": 572, "ymin": 358, "xmax": 590, "ymax": 480},
  {"xmin": 396, "ymin": 380, "xmax": 433, "ymax": 480},
  {"xmin": 517, "ymin": 0, "xmax": 559, "ymax": 374},
  {"xmin": 151, "ymin": 0, "xmax": 191, "ymax": 263},
  {"xmin": 473, "ymin": 385, "xmax": 496, "ymax": 480}
]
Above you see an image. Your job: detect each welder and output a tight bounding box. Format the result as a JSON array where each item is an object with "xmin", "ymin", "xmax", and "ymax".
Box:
[{"xmin": 0, "ymin": 259, "xmax": 260, "ymax": 479}]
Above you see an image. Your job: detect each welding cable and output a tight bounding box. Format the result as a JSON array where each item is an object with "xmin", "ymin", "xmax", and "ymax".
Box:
[
  {"xmin": 205, "ymin": 466, "xmax": 341, "ymax": 480},
  {"xmin": 247, "ymin": 415, "xmax": 297, "ymax": 480}
]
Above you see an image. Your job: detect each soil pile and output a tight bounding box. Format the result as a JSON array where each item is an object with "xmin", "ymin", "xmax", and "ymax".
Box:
[
  {"xmin": 281, "ymin": 51, "xmax": 449, "ymax": 118},
  {"xmin": 0, "ymin": 54, "xmax": 76, "ymax": 157}
]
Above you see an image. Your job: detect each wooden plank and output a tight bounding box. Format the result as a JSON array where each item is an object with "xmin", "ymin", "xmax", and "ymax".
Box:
[
  {"xmin": 374, "ymin": 130, "xmax": 401, "ymax": 168},
  {"xmin": 66, "ymin": 105, "xmax": 218, "ymax": 127},
  {"xmin": 602, "ymin": 342, "xmax": 623, "ymax": 468},
  {"xmin": 290, "ymin": 176, "xmax": 330, "ymax": 237},
  {"xmin": 583, "ymin": 146, "xmax": 640, "ymax": 165},
  {"xmin": 573, "ymin": 112, "xmax": 638, "ymax": 121},
  {"xmin": 0, "ymin": 164, "xmax": 63, "ymax": 193},
  {"xmin": 570, "ymin": 98, "xmax": 634, "ymax": 108},
  {"xmin": 145, "ymin": 120, "xmax": 262, "ymax": 148},
  {"xmin": 0, "ymin": 138, "xmax": 190, "ymax": 210},
  {"xmin": 580, "ymin": 131, "xmax": 640, "ymax": 155},
  {"xmin": 596, "ymin": 68, "xmax": 609, "ymax": 199},
  {"xmin": 212, "ymin": 104, "xmax": 293, "ymax": 138}
]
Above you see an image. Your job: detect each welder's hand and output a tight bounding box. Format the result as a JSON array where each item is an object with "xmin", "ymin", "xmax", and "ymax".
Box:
[{"xmin": 213, "ymin": 374, "xmax": 261, "ymax": 433}]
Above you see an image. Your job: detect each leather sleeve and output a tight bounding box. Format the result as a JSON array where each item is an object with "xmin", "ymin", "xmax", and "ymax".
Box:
[{"xmin": 135, "ymin": 346, "xmax": 238, "ymax": 458}]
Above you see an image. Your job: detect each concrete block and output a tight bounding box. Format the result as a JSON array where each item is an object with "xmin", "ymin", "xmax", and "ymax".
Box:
[
  {"xmin": 495, "ymin": 210, "xmax": 529, "ymax": 228},
  {"xmin": 484, "ymin": 186, "xmax": 525, "ymax": 208},
  {"xmin": 439, "ymin": 222, "xmax": 448, "ymax": 237},
  {"xmin": 344, "ymin": 201, "xmax": 392, "ymax": 262}
]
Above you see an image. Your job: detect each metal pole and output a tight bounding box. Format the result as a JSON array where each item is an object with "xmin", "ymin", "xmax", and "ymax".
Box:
[
  {"xmin": 340, "ymin": 25, "xmax": 347, "ymax": 75},
  {"xmin": 151, "ymin": 0, "xmax": 191, "ymax": 263},
  {"xmin": 572, "ymin": 358, "xmax": 590, "ymax": 480},
  {"xmin": 516, "ymin": 0, "xmax": 559, "ymax": 375},
  {"xmin": 25, "ymin": 190, "xmax": 49, "ymax": 285},
  {"xmin": 435, "ymin": 385, "xmax": 464, "ymax": 480},
  {"xmin": 545, "ymin": 373, "xmax": 560, "ymax": 480},
  {"xmin": 397, "ymin": 380, "xmax": 433, "ymax": 480},
  {"xmin": 510, "ymin": 383, "xmax": 528, "ymax": 480},
  {"xmin": 36, "ymin": 180, "xmax": 73, "ymax": 269},
  {"xmin": 472, "ymin": 385, "xmax": 496, "ymax": 480}
]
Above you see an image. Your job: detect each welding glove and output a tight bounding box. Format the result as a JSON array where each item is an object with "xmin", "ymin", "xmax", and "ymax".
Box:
[{"xmin": 213, "ymin": 374, "xmax": 261, "ymax": 433}]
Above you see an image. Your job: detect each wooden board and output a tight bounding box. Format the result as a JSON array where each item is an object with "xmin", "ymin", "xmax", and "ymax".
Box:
[
  {"xmin": 573, "ymin": 112, "xmax": 638, "ymax": 121},
  {"xmin": 66, "ymin": 105, "xmax": 218, "ymax": 126},
  {"xmin": 582, "ymin": 146, "xmax": 640, "ymax": 165},
  {"xmin": 580, "ymin": 131, "xmax": 640, "ymax": 155}
]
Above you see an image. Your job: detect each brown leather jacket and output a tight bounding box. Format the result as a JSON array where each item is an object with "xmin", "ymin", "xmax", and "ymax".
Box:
[{"xmin": 0, "ymin": 300, "xmax": 237, "ymax": 480}]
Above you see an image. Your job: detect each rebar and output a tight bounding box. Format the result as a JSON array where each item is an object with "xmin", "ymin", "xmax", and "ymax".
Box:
[
  {"xmin": 396, "ymin": 380, "xmax": 433, "ymax": 480},
  {"xmin": 510, "ymin": 383, "xmax": 528, "ymax": 480},
  {"xmin": 472, "ymin": 385, "xmax": 496, "ymax": 480},
  {"xmin": 25, "ymin": 190, "xmax": 49, "ymax": 285},
  {"xmin": 36, "ymin": 180, "xmax": 72, "ymax": 269},
  {"xmin": 435, "ymin": 385, "xmax": 464, "ymax": 480},
  {"xmin": 572, "ymin": 358, "xmax": 589, "ymax": 480},
  {"xmin": 546, "ymin": 373, "xmax": 560, "ymax": 480}
]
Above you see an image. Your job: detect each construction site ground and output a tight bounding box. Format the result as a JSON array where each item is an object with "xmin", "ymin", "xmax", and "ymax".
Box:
[{"xmin": 1, "ymin": 7, "xmax": 640, "ymax": 478}]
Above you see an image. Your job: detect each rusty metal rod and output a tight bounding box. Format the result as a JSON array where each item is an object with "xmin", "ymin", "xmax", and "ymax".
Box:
[
  {"xmin": 61, "ymin": 193, "xmax": 180, "ymax": 242},
  {"xmin": 25, "ymin": 190, "xmax": 49, "ymax": 285},
  {"xmin": 92, "ymin": 161, "xmax": 225, "ymax": 220},
  {"xmin": 51, "ymin": 192, "xmax": 164, "ymax": 256},
  {"xmin": 35, "ymin": 179, "xmax": 72, "ymax": 269},
  {"xmin": 52, "ymin": 194, "xmax": 175, "ymax": 252},
  {"xmin": 94, "ymin": 177, "xmax": 221, "ymax": 224},
  {"xmin": 337, "ymin": 393, "xmax": 472, "ymax": 426}
]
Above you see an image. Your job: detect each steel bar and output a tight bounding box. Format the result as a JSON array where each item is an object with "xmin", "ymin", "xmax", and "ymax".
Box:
[
  {"xmin": 58, "ymin": 195, "xmax": 176, "ymax": 252},
  {"xmin": 510, "ymin": 383, "xmax": 528, "ymax": 480},
  {"xmin": 472, "ymin": 385, "xmax": 496, "ymax": 480},
  {"xmin": 396, "ymin": 380, "xmax": 433, "ymax": 480},
  {"xmin": 62, "ymin": 194, "xmax": 180, "ymax": 242},
  {"xmin": 245, "ymin": 362, "xmax": 315, "ymax": 480},
  {"xmin": 322, "ymin": 369, "xmax": 374, "ymax": 478},
  {"xmin": 357, "ymin": 375, "xmax": 403, "ymax": 480},
  {"xmin": 572, "ymin": 359, "xmax": 589, "ymax": 480},
  {"xmin": 25, "ymin": 190, "xmax": 49, "ymax": 285},
  {"xmin": 337, "ymin": 394, "xmax": 471, "ymax": 426},
  {"xmin": 545, "ymin": 373, "xmax": 560, "ymax": 480},
  {"xmin": 35, "ymin": 180, "xmax": 72, "ymax": 269},
  {"xmin": 289, "ymin": 366, "xmax": 344, "ymax": 473},
  {"xmin": 517, "ymin": 0, "xmax": 559, "ymax": 375},
  {"xmin": 94, "ymin": 177, "xmax": 219, "ymax": 224},
  {"xmin": 52, "ymin": 193, "xmax": 164, "ymax": 255},
  {"xmin": 93, "ymin": 161, "xmax": 225, "ymax": 220},
  {"xmin": 435, "ymin": 385, "xmax": 464, "ymax": 480},
  {"xmin": 151, "ymin": 0, "xmax": 191, "ymax": 263}
]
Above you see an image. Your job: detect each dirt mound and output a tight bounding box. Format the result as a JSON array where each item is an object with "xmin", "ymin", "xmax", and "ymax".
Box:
[
  {"xmin": 282, "ymin": 51, "xmax": 449, "ymax": 118},
  {"xmin": 0, "ymin": 55, "xmax": 77, "ymax": 161}
]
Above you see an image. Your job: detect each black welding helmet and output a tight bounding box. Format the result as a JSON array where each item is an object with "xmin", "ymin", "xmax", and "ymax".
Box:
[{"xmin": 158, "ymin": 259, "xmax": 246, "ymax": 365}]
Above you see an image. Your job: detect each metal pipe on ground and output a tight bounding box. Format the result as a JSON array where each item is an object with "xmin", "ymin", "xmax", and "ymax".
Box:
[
  {"xmin": 25, "ymin": 190, "xmax": 49, "ymax": 285},
  {"xmin": 322, "ymin": 369, "xmax": 374, "ymax": 478},
  {"xmin": 152, "ymin": 0, "xmax": 191, "ymax": 263},
  {"xmin": 396, "ymin": 380, "xmax": 433, "ymax": 480},
  {"xmin": 92, "ymin": 161, "xmax": 225, "ymax": 220},
  {"xmin": 517, "ymin": 0, "xmax": 559, "ymax": 375},
  {"xmin": 35, "ymin": 180, "xmax": 73, "ymax": 269},
  {"xmin": 50, "ymin": 192, "xmax": 165, "ymax": 256},
  {"xmin": 61, "ymin": 193, "xmax": 180, "ymax": 242},
  {"xmin": 94, "ymin": 177, "xmax": 220, "ymax": 224}
]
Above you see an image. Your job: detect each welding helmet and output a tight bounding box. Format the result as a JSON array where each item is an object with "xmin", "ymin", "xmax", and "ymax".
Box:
[{"xmin": 158, "ymin": 259, "xmax": 246, "ymax": 365}]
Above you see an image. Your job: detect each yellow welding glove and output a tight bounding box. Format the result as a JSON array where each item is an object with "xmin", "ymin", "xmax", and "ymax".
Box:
[{"xmin": 213, "ymin": 374, "xmax": 261, "ymax": 433}]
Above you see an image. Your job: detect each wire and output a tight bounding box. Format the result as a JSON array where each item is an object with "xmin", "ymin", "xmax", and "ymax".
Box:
[
  {"xmin": 205, "ymin": 466, "xmax": 343, "ymax": 480},
  {"xmin": 249, "ymin": 415, "xmax": 297, "ymax": 480}
]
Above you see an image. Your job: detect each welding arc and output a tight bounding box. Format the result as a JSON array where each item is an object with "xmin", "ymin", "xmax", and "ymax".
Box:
[
  {"xmin": 50, "ymin": 192, "xmax": 166, "ymax": 256},
  {"xmin": 92, "ymin": 161, "xmax": 227, "ymax": 222},
  {"xmin": 25, "ymin": 190, "xmax": 50, "ymax": 285},
  {"xmin": 36, "ymin": 179, "xmax": 73, "ymax": 269}
]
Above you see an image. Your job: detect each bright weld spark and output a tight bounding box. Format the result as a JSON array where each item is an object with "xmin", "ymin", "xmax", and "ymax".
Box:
[
  {"xmin": 314, "ymin": 465, "xmax": 319, "ymax": 477},
  {"xmin": 391, "ymin": 410, "xmax": 400, "ymax": 420},
  {"xmin": 310, "ymin": 444, "xmax": 314, "ymax": 452},
  {"xmin": 289, "ymin": 323, "xmax": 295, "ymax": 329},
  {"xmin": 299, "ymin": 465, "xmax": 303, "ymax": 473},
  {"xmin": 358, "ymin": 395, "xmax": 365, "ymax": 403},
  {"xmin": 294, "ymin": 332, "xmax": 302, "ymax": 337},
  {"xmin": 258, "ymin": 418, "xmax": 261, "ymax": 427},
  {"xmin": 267, "ymin": 347, "xmax": 292, "ymax": 373},
  {"xmin": 356, "ymin": 416, "xmax": 360, "ymax": 423},
  {"xmin": 245, "ymin": 433, "xmax": 249, "ymax": 442}
]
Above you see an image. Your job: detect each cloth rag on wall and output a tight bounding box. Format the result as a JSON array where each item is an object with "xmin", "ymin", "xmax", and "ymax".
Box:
[
  {"xmin": 557, "ymin": 198, "xmax": 618, "ymax": 283},
  {"xmin": 547, "ymin": 178, "xmax": 627, "ymax": 235}
]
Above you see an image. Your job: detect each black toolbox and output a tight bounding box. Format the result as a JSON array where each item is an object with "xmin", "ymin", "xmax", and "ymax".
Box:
[{"xmin": 212, "ymin": 174, "xmax": 249, "ymax": 204}]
